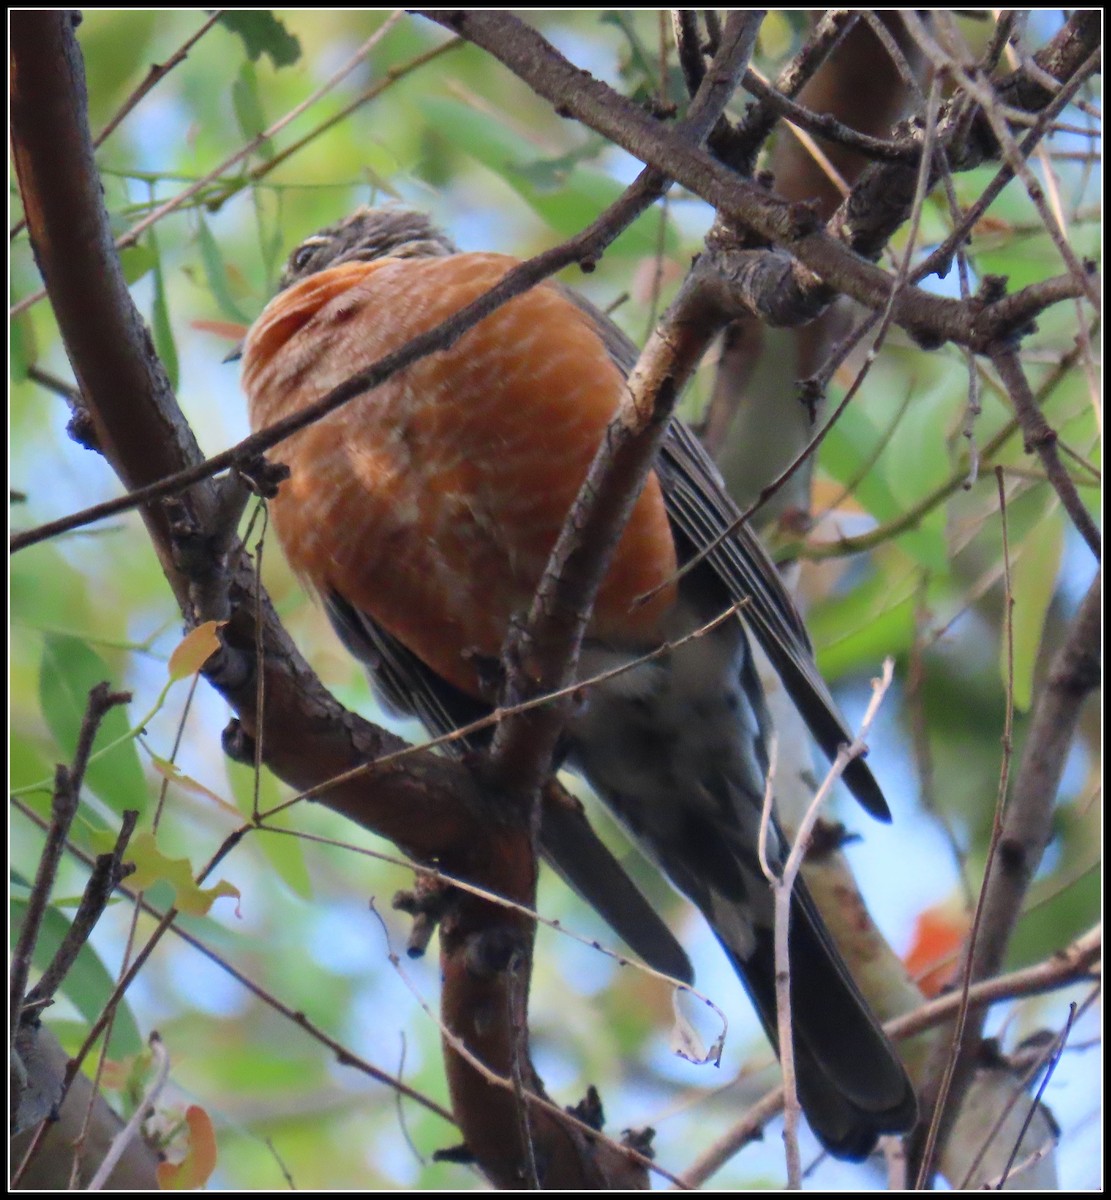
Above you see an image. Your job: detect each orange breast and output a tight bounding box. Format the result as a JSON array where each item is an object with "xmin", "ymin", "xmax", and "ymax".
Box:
[{"xmin": 241, "ymin": 253, "xmax": 678, "ymax": 697}]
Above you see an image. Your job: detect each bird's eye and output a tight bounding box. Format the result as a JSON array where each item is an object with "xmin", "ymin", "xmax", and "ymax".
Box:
[{"xmin": 290, "ymin": 244, "xmax": 317, "ymax": 272}]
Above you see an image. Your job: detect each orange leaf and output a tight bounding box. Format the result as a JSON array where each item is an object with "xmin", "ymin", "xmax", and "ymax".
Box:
[
  {"xmin": 905, "ymin": 899, "xmax": 970, "ymax": 998},
  {"xmin": 190, "ymin": 318, "xmax": 248, "ymax": 342},
  {"xmin": 157, "ymin": 1105, "xmax": 218, "ymax": 1190}
]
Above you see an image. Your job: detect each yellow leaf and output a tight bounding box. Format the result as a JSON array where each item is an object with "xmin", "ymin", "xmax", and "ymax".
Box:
[
  {"xmin": 125, "ymin": 831, "xmax": 241, "ymax": 917},
  {"xmin": 147, "ymin": 753, "xmax": 241, "ymax": 817},
  {"xmin": 168, "ymin": 622, "xmax": 224, "ymax": 682}
]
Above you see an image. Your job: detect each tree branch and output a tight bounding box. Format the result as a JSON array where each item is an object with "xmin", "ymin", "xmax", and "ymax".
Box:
[{"xmin": 419, "ymin": 10, "xmax": 1096, "ymax": 353}]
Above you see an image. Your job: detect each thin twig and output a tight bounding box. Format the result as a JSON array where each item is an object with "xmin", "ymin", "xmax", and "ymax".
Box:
[
  {"xmin": 203, "ymin": 35, "xmax": 464, "ymax": 212},
  {"xmin": 10, "ymin": 795, "xmax": 457, "ymax": 1126},
  {"xmin": 914, "ymin": 469, "xmax": 1017, "ymax": 1187},
  {"xmin": 679, "ymin": 925, "xmax": 1099, "ymax": 1188},
  {"xmin": 10, "ymin": 684, "xmax": 130, "ymax": 1038},
  {"xmin": 990, "ymin": 343, "xmax": 1101, "ymax": 559},
  {"xmin": 25, "ymin": 812, "xmax": 138, "ymax": 1010},
  {"xmin": 731, "ymin": 11, "xmax": 860, "ymax": 166},
  {"xmin": 95, "ymin": 13, "xmax": 223, "ymax": 148},
  {"xmin": 770, "ymin": 659, "xmax": 894, "ymax": 1186},
  {"xmin": 957, "ymin": 1003, "xmax": 1073, "ymax": 1189},
  {"xmin": 997, "ymin": 1010, "xmax": 1073, "ymax": 1188},
  {"xmin": 12, "ymin": 164, "xmax": 678, "ymax": 556},
  {"xmin": 257, "ymin": 602, "xmax": 747, "ymax": 819},
  {"xmin": 87, "ymin": 1033, "xmax": 170, "ymax": 1190},
  {"xmin": 8, "ymin": 13, "xmax": 224, "ymax": 242},
  {"xmin": 901, "ymin": 13, "xmax": 1100, "ymax": 313},
  {"xmin": 259, "ymin": 824, "xmax": 723, "ymax": 1016}
]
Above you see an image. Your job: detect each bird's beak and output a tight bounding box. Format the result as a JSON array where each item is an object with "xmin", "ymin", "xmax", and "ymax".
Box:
[{"xmin": 223, "ymin": 341, "xmax": 244, "ymax": 364}]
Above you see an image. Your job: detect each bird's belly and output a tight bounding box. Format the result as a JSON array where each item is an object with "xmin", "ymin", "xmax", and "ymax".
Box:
[
  {"xmin": 243, "ymin": 252, "xmax": 681, "ymax": 697},
  {"xmin": 567, "ymin": 601, "xmax": 768, "ymax": 842}
]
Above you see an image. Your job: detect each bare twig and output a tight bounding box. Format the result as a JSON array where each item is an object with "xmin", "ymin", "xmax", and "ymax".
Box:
[
  {"xmin": 9, "ymin": 15, "xmax": 224, "ymax": 241},
  {"xmin": 990, "ymin": 344, "xmax": 1101, "ymax": 559},
  {"xmin": 10, "ymin": 684, "xmax": 131, "ymax": 1038},
  {"xmin": 731, "ymin": 11, "xmax": 860, "ymax": 168},
  {"xmin": 915, "ymin": 43, "xmax": 1101, "ymax": 290},
  {"xmin": 671, "ymin": 10, "xmax": 704, "ymax": 98},
  {"xmin": 368, "ymin": 903, "xmax": 682, "ymax": 1188},
  {"xmin": 202, "ymin": 35, "xmax": 464, "ymax": 213},
  {"xmin": 87, "ymin": 1033, "xmax": 170, "ymax": 1191},
  {"xmin": 24, "ymin": 812, "xmax": 138, "ymax": 1011},
  {"xmin": 914, "ymin": 469, "xmax": 1019, "ymax": 1186},
  {"xmin": 423, "ymin": 11, "xmax": 1093, "ymax": 351},
  {"xmin": 766, "ymin": 660, "xmax": 895, "ymax": 1186},
  {"xmin": 257, "ymin": 600, "xmax": 746, "ymax": 819},
  {"xmin": 483, "ymin": 12, "xmax": 760, "ymax": 793},
  {"xmin": 95, "ymin": 13, "xmax": 223, "ymax": 149},
  {"xmin": 901, "ymin": 12, "xmax": 1100, "ymax": 312},
  {"xmin": 960, "ymin": 1005, "xmax": 1074, "ymax": 1190},
  {"xmin": 10, "ymin": 166, "xmax": 678, "ymax": 556}
]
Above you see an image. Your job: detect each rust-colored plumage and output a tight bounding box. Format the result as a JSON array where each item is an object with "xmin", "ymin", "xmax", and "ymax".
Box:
[{"xmin": 244, "ymin": 252, "xmax": 676, "ymax": 695}]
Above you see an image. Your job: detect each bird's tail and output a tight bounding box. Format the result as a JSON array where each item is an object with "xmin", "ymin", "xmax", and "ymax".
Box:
[
  {"xmin": 717, "ymin": 874, "xmax": 917, "ymax": 1160},
  {"xmin": 566, "ymin": 606, "xmax": 916, "ymax": 1158}
]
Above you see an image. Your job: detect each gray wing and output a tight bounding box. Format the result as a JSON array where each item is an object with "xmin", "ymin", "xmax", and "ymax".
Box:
[
  {"xmin": 564, "ymin": 287, "xmax": 889, "ymax": 820},
  {"xmin": 325, "ymin": 592, "xmax": 695, "ymax": 984},
  {"xmin": 657, "ymin": 422, "xmax": 889, "ymax": 819}
]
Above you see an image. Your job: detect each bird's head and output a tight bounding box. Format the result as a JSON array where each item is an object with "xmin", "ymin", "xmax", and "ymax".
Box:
[{"xmin": 278, "ymin": 206, "xmax": 457, "ymax": 290}]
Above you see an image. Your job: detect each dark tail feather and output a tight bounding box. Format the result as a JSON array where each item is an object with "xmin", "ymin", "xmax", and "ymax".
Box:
[
  {"xmin": 723, "ymin": 880, "xmax": 917, "ymax": 1161},
  {"xmin": 540, "ymin": 800, "xmax": 695, "ymax": 985}
]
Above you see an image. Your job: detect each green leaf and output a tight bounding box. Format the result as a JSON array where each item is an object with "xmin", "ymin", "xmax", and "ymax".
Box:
[
  {"xmin": 880, "ymin": 382, "xmax": 960, "ymax": 571},
  {"xmin": 106, "ymin": 830, "xmax": 240, "ymax": 918},
  {"xmin": 118, "ymin": 244, "xmax": 157, "ymax": 286},
  {"xmin": 598, "ymin": 12, "xmax": 659, "ymax": 97},
  {"xmin": 149, "ymin": 232, "xmax": 179, "ymax": 391},
  {"xmin": 219, "ymin": 12, "xmax": 302, "ymax": 68},
  {"xmin": 196, "ymin": 215, "xmax": 250, "ymax": 324},
  {"xmin": 10, "ymin": 308, "xmax": 35, "ymax": 382},
  {"xmin": 39, "ymin": 635, "xmax": 149, "ymax": 819},
  {"xmin": 1007, "ymin": 504, "xmax": 1064, "ymax": 711},
  {"xmin": 1009, "ymin": 861, "xmax": 1098, "ymax": 968},
  {"xmin": 822, "ymin": 379, "xmax": 956, "ymax": 570},
  {"xmin": 232, "ymin": 61, "xmax": 274, "ymax": 159},
  {"xmin": 757, "ymin": 10, "xmax": 795, "ymax": 58},
  {"xmin": 821, "ymin": 400, "xmax": 903, "ymax": 523},
  {"xmin": 417, "ymin": 95, "xmax": 677, "ymax": 256},
  {"xmin": 12, "ymin": 544, "xmax": 95, "ymax": 644},
  {"xmin": 8, "ymin": 737, "xmax": 55, "ymax": 809},
  {"xmin": 810, "ymin": 554, "xmax": 921, "ymax": 679},
  {"xmin": 11, "ymin": 883, "xmax": 142, "ymax": 1058}
]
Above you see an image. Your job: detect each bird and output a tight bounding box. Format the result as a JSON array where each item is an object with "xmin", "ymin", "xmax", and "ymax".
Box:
[{"xmin": 240, "ymin": 206, "xmax": 917, "ymax": 1160}]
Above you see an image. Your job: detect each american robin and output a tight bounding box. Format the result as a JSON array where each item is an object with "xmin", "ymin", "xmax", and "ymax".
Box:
[{"xmin": 241, "ymin": 206, "xmax": 916, "ymax": 1159}]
